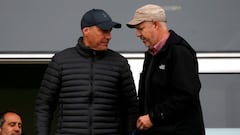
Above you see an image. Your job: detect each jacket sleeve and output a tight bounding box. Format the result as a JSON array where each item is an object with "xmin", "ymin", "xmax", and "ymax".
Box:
[
  {"xmin": 35, "ymin": 58, "xmax": 61, "ymax": 135},
  {"xmin": 150, "ymin": 45, "xmax": 201, "ymax": 124},
  {"xmin": 119, "ymin": 60, "xmax": 138, "ymax": 135}
]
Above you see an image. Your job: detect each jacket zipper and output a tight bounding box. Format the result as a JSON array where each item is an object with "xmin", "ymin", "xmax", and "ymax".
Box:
[{"xmin": 89, "ymin": 51, "xmax": 96, "ymax": 135}]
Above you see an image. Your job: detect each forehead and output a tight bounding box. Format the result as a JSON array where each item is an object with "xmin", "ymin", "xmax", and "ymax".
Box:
[
  {"xmin": 135, "ymin": 21, "xmax": 152, "ymax": 29},
  {"xmin": 4, "ymin": 113, "xmax": 22, "ymax": 123}
]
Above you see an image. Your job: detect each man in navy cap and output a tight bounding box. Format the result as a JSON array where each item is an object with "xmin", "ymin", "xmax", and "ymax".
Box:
[{"xmin": 35, "ymin": 9, "xmax": 138, "ymax": 135}]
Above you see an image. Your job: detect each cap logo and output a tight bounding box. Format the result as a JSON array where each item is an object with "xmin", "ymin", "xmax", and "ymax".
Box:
[{"xmin": 102, "ymin": 13, "xmax": 107, "ymax": 18}]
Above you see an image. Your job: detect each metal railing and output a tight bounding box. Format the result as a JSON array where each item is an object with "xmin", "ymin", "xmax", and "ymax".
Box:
[{"xmin": 0, "ymin": 52, "xmax": 240, "ymax": 73}]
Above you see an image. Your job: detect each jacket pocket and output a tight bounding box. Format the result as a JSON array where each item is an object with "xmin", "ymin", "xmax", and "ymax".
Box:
[{"xmin": 152, "ymin": 64, "xmax": 168, "ymax": 87}]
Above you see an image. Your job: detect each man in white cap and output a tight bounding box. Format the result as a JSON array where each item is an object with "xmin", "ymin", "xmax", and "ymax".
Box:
[{"xmin": 127, "ymin": 4, "xmax": 205, "ymax": 135}]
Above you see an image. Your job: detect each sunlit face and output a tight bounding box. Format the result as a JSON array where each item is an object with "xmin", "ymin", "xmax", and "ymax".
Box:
[
  {"xmin": 0, "ymin": 112, "xmax": 22, "ymax": 135},
  {"xmin": 82, "ymin": 26, "xmax": 112, "ymax": 51},
  {"xmin": 135, "ymin": 21, "xmax": 158, "ymax": 49}
]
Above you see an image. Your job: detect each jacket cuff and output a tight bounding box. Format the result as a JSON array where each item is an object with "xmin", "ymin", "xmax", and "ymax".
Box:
[{"xmin": 149, "ymin": 111, "xmax": 165, "ymax": 124}]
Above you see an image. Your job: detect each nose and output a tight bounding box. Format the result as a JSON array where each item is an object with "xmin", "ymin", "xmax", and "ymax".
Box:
[
  {"xmin": 104, "ymin": 31, "xmax": 112, "ymax": 40},
  {"xmin": 136, "ymin": 30, "xmax": 141, "ymax": 37},
  {"xmin": 13, "ymin": 125, "xmax": 21, "ymax": 132}
]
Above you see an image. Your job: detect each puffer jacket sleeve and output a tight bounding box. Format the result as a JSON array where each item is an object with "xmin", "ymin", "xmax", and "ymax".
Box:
[
  {"xmin": 35, "ymin": 57, "xmax": 61, "ymax": 135},
  {"xmin": 119, "ymin": 60, "xmax": 138, "ymax": 135}
]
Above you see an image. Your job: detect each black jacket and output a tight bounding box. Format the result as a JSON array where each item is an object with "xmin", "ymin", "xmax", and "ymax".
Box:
[
  {"xmin": 138, "ymin": 30, "xmax": 205, "ymax": 135},
  {"xmin": 35, "ymin": 37, "xmax": 138, "ymax": 135}
]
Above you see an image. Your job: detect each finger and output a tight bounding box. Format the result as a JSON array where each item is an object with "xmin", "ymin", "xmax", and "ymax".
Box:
[
  {"xmin": 136, "ymin": 120, "xmax": 142, "ymax": 128},
  {"xmin": 136, "ymin": 123, "xmax": 141, "ymax": 129}
]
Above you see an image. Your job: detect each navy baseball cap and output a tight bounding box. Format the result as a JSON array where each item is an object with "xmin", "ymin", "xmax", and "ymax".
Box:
[{"xmin": 81, "ymin": 9, "xmax": 121, "ymax": 30}]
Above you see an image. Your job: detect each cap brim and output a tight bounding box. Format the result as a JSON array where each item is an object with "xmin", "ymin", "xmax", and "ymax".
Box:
[
  {"xmin": 97, "ymin": 21, "xmax": 121, "ymax": 30},
  {"xmin": 126, "ymin": 19, "xmax": 143, "ymax": 28},
  {"xmin": 126, "ymin": 24, "xmax": 136, "ymax": 28}
]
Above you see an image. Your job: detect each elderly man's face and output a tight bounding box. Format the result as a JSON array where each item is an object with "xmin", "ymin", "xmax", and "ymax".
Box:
[
  {"xmin": 135, "ymin": 21, "xmax": 160, "ymax": 49},
  {"xmin": 0, "ymin": 112, "xmax": 22, "ymax": 135}
]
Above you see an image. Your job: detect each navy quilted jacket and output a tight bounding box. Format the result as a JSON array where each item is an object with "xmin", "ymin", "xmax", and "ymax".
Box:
[{"xmin": 35, "ymin": 37, "xmax": 138, "ymax": 135}]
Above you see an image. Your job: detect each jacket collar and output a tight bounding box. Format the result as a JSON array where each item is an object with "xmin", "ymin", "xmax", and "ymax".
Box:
[
  {"xmin": 75, "ymin": 37, "xmax": 107, "ymax": 57},
  {"xmin": 150, "ymin": 30, "xmax": 195, "ymax": 57},
  {"xmin": 159, "ymin": 30, "xmax": 181, "ymax": 53}
]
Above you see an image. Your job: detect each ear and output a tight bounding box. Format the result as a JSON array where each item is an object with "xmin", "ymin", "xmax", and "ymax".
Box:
[
  {"xmin": 82, "ymin": 27, "xmax": 91, "ymax": 37},
  {"xmin": 83, "ymin": 27, "xmax": 90, "ymax": 32},
  {"xmin": 152, "ymin": 21, "xmax": 160, "ymax": 29}
]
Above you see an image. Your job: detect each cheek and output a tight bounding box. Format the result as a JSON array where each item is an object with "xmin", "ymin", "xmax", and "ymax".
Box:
[
  {"xmin": 92, "ymin": 32, "xmax": 102, "ymax": 40},
  {"xmin": 142, "ymin": 32, "xmax": 151, "ymax": 40}
]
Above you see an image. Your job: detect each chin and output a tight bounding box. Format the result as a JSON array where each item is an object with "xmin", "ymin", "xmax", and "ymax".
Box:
[{"xmin": 99, "ymin": 47, "xmax": 108, "ymax": 51}]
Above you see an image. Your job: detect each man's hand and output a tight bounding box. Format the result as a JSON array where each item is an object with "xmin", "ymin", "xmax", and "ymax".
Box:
[{"xmin": 136, "ymin": 114, "xmax": 153, "ymax": 131}]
